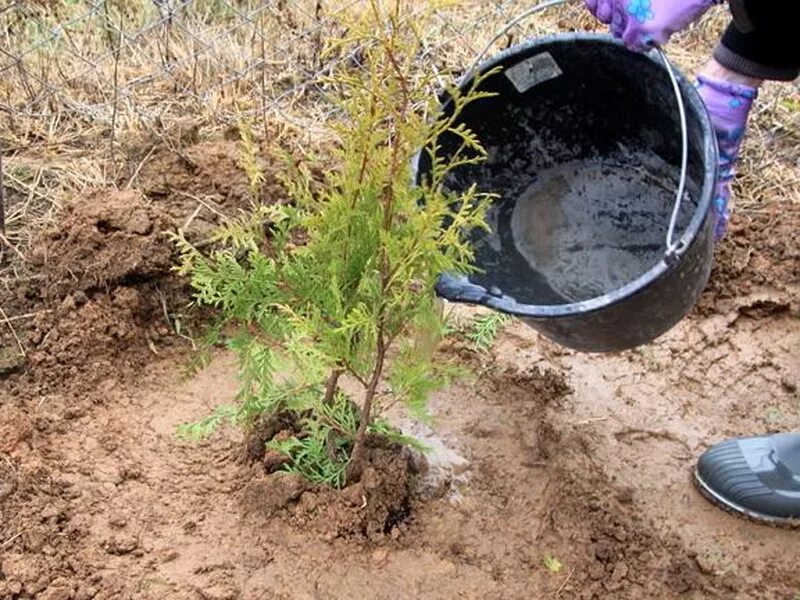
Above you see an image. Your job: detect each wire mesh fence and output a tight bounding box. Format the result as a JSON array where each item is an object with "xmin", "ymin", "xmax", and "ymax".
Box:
[
  {"xmin": 0, "ymin": 4, "xmax": 587, "ymax": 179},
  {"xmin": 3, "ymin": 0, "xmax": 590, "ymax": 271},
  {"xmin": 0, "ymin": 1, "xmax": 593, "ymax": 134},
  {"xmin": 2, "ymin": 0, "xmax": 352, "ymax": 135},
  {"xmin": 0, "ymin": 2, "xmax": 354, "ymax": 258}
]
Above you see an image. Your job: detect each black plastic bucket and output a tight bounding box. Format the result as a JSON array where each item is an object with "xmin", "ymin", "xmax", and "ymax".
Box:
[{"xmin": 417, "ymin": 34, "xmax": 718, "ymax": 352}]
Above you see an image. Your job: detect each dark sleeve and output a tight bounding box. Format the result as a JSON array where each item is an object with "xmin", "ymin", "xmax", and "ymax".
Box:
[{"xmin": 713, "ymin": 0, "xmax": 800, "ymax": 81}]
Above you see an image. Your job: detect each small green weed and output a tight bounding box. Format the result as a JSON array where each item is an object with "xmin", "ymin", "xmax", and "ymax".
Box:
[
  {"xmin": 780, "ymin": 97, "xmax": 800, "ymax": 113},
  {"xmin": 542, "ymin": 555, "xmax": 563, "ymax": 573},
  {"xmin": 764, "ymin": 406, "xmax": 783, "ymax": 425},
  {"xmin": 465, "ymin": 313, "xmax": 512, "ymax": 352}
]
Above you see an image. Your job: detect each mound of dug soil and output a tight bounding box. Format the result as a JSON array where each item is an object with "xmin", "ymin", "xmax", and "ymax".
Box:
[
  {"xmin": 30, "ymin": 189, "xmax": 172, "ymax": 298},
  {"xmin": 239, "ymin": 400, "xmax": 418, "ymax": 540},
  {"xmin": 136, "ymin": 140, "xmax": 256, "ymax": 207},
  {"xmin": 132, "ymin": 139, "xmax": 290, "ymax": 242},
  {"xmin": 697, "ymin": 206, "xmax": 799, "ymax": 315},
  {"xmin": 5, "ymin": 189, "xmax": 181, "ymax": 397},
  {"xmin": 242, "ymin": 435, "xmax": 414, "ymax": 540}
]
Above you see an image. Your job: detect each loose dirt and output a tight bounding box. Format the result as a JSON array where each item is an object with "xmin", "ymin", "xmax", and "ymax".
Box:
[
  {"xmin": 2, "ymin": 137, "xmax": 293, "ymax": 396},
  {"xmin": 131, "ymin": 138, "xmax": 290, "ymax": 243},
  {"xmin": 2, "ymin": 189, "xmax": 179, "ymax": 399},
  {"xmin": 696, "ymin": 204, "xmax": 800, "ymax": 316},
  {"xmin": 2, "ymin": 141, "xmax": 799, "ymax": 599},
  {"xmin": 243, "ymin": 434, "xmax": 414, "ymax": 540}
]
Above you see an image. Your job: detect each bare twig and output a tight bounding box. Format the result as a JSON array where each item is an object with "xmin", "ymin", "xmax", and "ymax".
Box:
[
  {"xmin": 313, "ymin": 0, "xmax": 324, "ymax": 68},
  {"xmin": 176, "ymin": 191, "xmax": 227, "ymax": 220},
  {"xmin": 555, "ymin": 568, "xmax": 575, "ymax": 596},
  {"xmin": 182, "ymin": 203, "xmax": 203, "ymax": 230},
  {"xmin": 260, "ymin": 11, "xmax": 270, "ymax": 142},
  {"xmin": 0, "ymin": 304, "xmax": 26, "ymax": 357},
  {"xmin": 0, "ymin": 233, "xmax": 26, "ymax": 263},
  {"xmin": 1, "ymin": 531, "xmax": 23, "ymax": 549},
  {"xmin": 108, "ymin": 9, "xmax": 124, "ymax": 168},
  {"xmin": 124, "ymin": 145, "xmax": 158, "ymax": 189},
  {"xmin": 2, "ymin": 310, "xmax": 51, "ymax": 323}
]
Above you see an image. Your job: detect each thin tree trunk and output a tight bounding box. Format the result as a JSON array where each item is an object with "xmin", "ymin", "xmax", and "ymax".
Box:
[
  {"xmin": 323, "ymin": 368, "xmax": 342, "ymax": 405},
  {"xmin": 346, "ymin": 331, "xmax": 385, "ymax": 483},
  {"xmin": 323, "ymin": 368, "xmax": 344, "ymax": 463}
]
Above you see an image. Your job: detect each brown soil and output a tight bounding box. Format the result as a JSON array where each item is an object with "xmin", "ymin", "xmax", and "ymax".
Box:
[
  {"xmin": 131, "ymin": 138, "xmax": 290, "ymax": 243},
  {"xmin": 243, "ymin": 438, "xmax": 413, "ymax": 540},
  {"xmin": 2, "ymin": 189, "xmax": 180, "ymax": 399},
  {"xmin": 695, "ymin": 204, "xmax": 800, "ymax": 316},
  {"xmin": 2, "ymin": 137, "xmax": 291, "ymax": 396},
  {"xmin": 2, "ymin": 138, "xmax": 799, "ymax": 599},
  {"xmin": 241, "ymin": 415, "xmax": 414, "ymax": 540}
]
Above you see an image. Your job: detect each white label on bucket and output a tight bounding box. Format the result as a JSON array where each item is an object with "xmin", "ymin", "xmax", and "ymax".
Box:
[{"xmin": 505, "ymin": 52, "xmax": 562, "ymax": 93}]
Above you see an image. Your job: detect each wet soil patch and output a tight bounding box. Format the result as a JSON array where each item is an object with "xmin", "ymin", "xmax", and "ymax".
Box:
[{"xmin": 242, "ymin": 436, "xmax": 414, "ymax": 540}]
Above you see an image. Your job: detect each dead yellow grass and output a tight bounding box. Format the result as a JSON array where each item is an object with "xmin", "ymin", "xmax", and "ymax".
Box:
[{"xmin": 1, "ymin": 0, "xmax": 797, "ymax": 286}]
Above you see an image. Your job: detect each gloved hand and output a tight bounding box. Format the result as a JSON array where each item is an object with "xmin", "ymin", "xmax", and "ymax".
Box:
[
  {"xmin": 696, "ymin": 75, "xmax": 757, "ymax": 240},
  {"xmin": 584, "ymin": 0, "xmax": 723, "ymax": 51}
]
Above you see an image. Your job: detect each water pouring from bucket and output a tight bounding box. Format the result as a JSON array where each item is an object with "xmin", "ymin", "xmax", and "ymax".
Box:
[{"xmin": 416, "ymin": 21, "xmax": 719, "ymax": 352}]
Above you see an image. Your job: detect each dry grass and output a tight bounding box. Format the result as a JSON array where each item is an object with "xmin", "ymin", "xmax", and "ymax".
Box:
[
  {"xmin": 0, "ymin": 0, "xmax": 359, "ymax": 281},
  {"xmin": 0, "ymin": 0, "xmax": 797, "ymax": 289}
]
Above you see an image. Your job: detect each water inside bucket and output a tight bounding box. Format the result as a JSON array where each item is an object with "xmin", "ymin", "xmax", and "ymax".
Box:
[{"xmin": 466, "ymin": 147, "xmax": 695, "ymax": 305}]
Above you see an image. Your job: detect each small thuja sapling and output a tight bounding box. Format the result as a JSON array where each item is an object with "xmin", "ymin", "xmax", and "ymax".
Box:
[{"xmin": 175, "ymin": 0, "xmax": 495, "ymax": 486}]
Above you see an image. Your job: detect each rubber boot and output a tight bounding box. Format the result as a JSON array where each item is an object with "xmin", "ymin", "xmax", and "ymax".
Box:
[{"xmin": 695, "ymin": 433, "xmax": 800, "ymax": 525}]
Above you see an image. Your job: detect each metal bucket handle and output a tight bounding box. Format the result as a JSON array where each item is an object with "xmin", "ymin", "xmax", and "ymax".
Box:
[{"xmin": 465, "ymin": 0, "xmax": 691, "ymax": 259}]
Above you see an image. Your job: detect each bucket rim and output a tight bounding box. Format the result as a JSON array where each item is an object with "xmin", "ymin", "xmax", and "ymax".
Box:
[{"xmin": 428, "ymin": 32, "xmax": 718, "ymax": 319}]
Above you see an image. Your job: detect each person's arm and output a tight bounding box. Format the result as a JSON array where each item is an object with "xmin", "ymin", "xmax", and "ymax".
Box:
[
  {"xmin": 714, "ymin": 1, "xmax": 800, "ymax": 82},
  {"xmin": 697, "ymin": 0, "xmax": 798, "ymax": 238},
  {"xmin": 695, "ymin": 62, "xmax": 760, "ymax": 239},
  {"xmin": 583, "ymin": 0, "xmax": 798, "ymax": 239}
]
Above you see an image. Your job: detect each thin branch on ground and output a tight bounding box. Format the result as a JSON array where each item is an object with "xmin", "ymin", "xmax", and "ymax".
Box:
[
  {"xmin": 555, "ymin": 568, "xmax": 576, "ymax": 596},
  {"xmin": 0, "ymin": 233, "xmax": 26, "ymax": 263},
  {"xmin": 0, "ymin": 304, "xmax": 26, "ymax": 357},
  {"xmin": 1, "ymin": 531, "xmax": 24, "ymax": 549},
  {"xmin": 2, "ymin": 310, "xmax": 51, "ymax": 323}
]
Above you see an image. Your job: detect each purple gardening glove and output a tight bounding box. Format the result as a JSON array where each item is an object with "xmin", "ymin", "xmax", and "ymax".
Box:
[
  {"xmin": 584, "ymin": 0, "xmax": 723, "ymax": 51},
  {"xmin": 696, "ymin": 76, "xmax": 758, "ymax": 240}
]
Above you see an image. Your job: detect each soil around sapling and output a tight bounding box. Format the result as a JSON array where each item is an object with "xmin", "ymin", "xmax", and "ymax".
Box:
[{"xmin": 241, "ymin": 413, "xmax": 416, "ymax": 540}]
